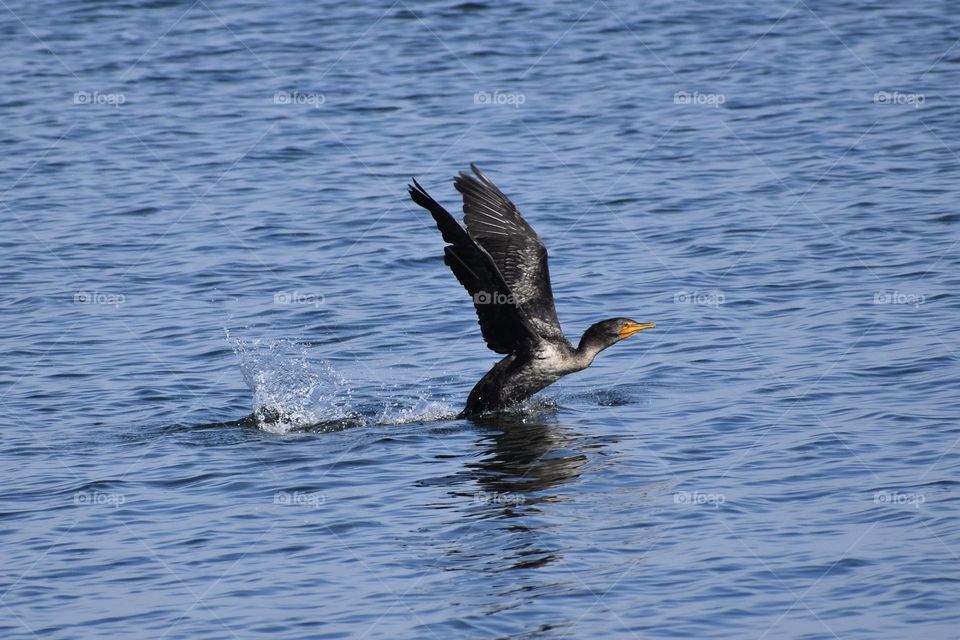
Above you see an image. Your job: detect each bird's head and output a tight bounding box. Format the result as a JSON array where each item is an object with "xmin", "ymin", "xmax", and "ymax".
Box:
[{"xmin": 578, "ymin": 318, "xmax": 656, "ymax": 360}]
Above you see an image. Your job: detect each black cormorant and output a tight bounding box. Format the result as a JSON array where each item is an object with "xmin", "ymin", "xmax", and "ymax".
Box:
[{"xmin": 409, "ymin": 165, "xmax": 655, "ymax": 416}]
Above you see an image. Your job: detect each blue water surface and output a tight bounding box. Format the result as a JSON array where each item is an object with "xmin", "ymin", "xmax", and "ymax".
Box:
[{"xmin": 2, "ymin": 1, "xmax": 959, "ymax": 638}]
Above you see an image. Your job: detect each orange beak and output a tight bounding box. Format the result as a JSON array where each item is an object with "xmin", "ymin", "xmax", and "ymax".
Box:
[{"xmin": 618, "ymin": 321, "xmax": 656, "ymax": 339}]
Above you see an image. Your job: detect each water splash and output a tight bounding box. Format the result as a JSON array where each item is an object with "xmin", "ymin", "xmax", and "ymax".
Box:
[
  {"xmin": 375, "ymin": 393, "xmax": 458, "ymax": 425},
  {"xmin": 227, "ymin": 331, "xmax": 458, "ymax": 433},
  {"xmin": 228, "ymin": 333, "xmax": 358, "ymax": 433}
]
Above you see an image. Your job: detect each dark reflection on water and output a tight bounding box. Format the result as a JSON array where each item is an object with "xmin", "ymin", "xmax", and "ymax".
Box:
[
  {"xmin": 466, "ymin": 413, "xmax": 588, "ymax": 496},
  {"xmin": 463, "ymin": 415, "xmax": 588, "ymax": 579}
]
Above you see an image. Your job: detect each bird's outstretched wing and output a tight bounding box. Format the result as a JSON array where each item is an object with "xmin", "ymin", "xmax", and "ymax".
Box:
[
  {"xmin": 409, "ymin": 178, "xmax": 537, "ymax": 354},
  {"xmin": 454, "ymin": 164, "xmax": 565, "ymax": 343}
]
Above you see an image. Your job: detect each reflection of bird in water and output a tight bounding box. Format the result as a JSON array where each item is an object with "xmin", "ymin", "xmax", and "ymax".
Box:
[
  {"xmin": 467, "ymin": 412, "xmax": 588, "ymax": 496},
  {"xmin": 460, "ymin": 413, "xmax": 590, "ymax": 573},
  {"xmin": 409, "ymin": 165, "xmax": 655, "ymax": 417}
]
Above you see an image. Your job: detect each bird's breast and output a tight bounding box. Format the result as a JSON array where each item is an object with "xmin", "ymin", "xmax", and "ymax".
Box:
[{"xmin": 531, "ymin": 342, "xmax": 581, "ymax": 376}]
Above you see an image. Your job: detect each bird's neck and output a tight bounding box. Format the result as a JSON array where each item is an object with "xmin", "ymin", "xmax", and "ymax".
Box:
[{"xmin": 573, "ymin": 333, "xmax": 609, "ymax": 369}]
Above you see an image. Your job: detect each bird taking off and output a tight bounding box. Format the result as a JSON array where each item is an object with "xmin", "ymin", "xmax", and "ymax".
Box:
[{"xmin": 409, "ymin": 165, "xmax": 655, "ymax": 417}]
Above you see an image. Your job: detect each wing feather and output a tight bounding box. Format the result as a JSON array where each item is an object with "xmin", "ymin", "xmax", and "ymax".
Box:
[
  {"xmin": 408, "ymin": 179, "xmax": 536, "ymax": 354},
  {"xmin": 454, "ymin": 165, "xmax": 565, "ymax": 342}
]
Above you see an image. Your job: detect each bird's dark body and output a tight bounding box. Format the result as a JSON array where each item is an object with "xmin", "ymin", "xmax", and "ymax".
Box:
[
  {"xmin": 462, "ymin": 342, "xmax": 578, "ymax": 416},
  {"xmin": 409, "ymin": 165, "xmax": 653, "ymax": 417}
]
